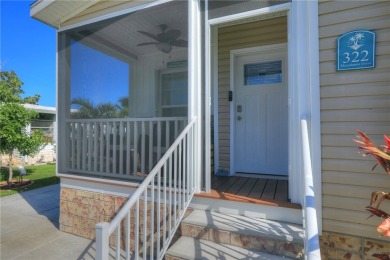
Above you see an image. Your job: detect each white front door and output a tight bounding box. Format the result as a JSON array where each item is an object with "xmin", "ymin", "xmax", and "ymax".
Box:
[{"xmin": 234, "ymin": 47, "xmax": 288, "ymax": 175}]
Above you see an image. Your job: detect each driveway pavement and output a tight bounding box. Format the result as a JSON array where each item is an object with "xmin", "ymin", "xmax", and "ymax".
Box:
[{"xmin": 0, "ymin": 185, "xmax": 97, "ymax": 260}]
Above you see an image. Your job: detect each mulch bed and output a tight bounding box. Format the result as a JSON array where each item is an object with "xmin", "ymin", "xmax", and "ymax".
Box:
[{"xmin": 0, "ymin": 179, "xmax": 32, "ymax": 190}]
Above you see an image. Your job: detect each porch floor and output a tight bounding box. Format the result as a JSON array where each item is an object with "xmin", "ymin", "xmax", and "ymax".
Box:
[{"xmin": 196, "ymin": 175, "xmax": 301, "ymax": 209}]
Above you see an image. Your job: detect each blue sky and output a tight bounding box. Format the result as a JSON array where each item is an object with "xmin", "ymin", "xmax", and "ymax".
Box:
[{"xmin": 1, "ymin": 0, "xmax": 56, "ymax": 107}]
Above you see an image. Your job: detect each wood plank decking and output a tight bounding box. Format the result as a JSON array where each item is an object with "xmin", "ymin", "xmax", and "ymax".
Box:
[{"xmin": 196, "ymin": 175, "xmax": 301, "ymax": 209}]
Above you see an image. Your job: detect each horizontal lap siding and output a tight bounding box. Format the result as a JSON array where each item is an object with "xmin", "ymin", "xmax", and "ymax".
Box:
[
  {"xmin": 319, "ymin": 0, "xmax": 390, "ymax": 240},
  {"xmin": 217, "ymin": 17, "xmax": 287, "ymax": 171}
]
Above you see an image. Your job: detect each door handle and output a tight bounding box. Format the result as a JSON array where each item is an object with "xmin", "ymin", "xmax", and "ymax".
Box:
[{"xmin": 237, "ymin": 116, "xmax": 242, "ymax": 121}]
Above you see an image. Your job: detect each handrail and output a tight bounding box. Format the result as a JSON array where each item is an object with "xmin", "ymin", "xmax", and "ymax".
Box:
[
  {"xmin": 66, "ymin": 116, "xmax": 187, "ymax": 123},
  {"xmin": 96, "ymin": 117, "xmax": 198, "ymax": 260},
  {"xmin": 301, "ymin": 116, "xmax": 321, "ymax": 259}
]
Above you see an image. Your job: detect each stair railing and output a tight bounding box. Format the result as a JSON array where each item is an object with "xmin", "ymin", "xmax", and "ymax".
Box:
[
  {"xmin": 96, "ymin": 117, "xmax": 198, "ymax": 260},
  {"xmin": 301, "ymin": 116, "xmax": 321, "ymax": 259}
]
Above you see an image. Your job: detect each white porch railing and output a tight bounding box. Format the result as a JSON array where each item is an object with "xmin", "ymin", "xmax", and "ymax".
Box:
[
  {"xmin": 301, "ymin": 117, "xmax": 321, "ymax": 259},
  {"xmin": 66, "ymin": 117, "xmax": 187, "ymax": 180},
  {"xmin": 96, "ymin": 117, "xmax": 198, "ymax": 260}
]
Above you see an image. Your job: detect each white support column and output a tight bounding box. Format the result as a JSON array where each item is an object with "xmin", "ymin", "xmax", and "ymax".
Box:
[
  {"xmin": 204, "ymin": 0, "xmax": 211, "ymax": 192},
  {"xmin": 307, "ymin": 0, "xmax": 322, "ymax": 234},
  {"xmin": 189, "ymin": 0, "xmax": 202, "ymax": 192},
  {"xmin": 289, "ymin": 0, "xmax": 322, "ymax": 232}
]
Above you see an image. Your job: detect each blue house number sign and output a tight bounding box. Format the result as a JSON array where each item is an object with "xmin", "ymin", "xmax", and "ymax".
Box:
[{"xmin": 337, "ymin": 30, "xmax": 376, "ymax": 71}]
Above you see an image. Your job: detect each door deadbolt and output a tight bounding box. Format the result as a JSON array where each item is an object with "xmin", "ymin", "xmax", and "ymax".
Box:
[{"xmin": 237, "ymin": 105, "xmax": 242, "ymax": 112}]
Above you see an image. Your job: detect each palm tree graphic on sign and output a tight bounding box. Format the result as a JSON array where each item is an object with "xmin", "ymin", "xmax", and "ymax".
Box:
[{"xmin": 348, "ymin": 32, "xmax": 365, "ymax": 51}]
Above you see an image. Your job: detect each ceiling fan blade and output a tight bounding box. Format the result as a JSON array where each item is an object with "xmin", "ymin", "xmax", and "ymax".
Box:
[
  {"xmin": 165, "ymin": 29, "xmax": 181, "ymax": 40},
  {"xmin": 137, "ymin": 31, "xmax": 158, "ymax": 41},
  {"xmin": 137, "ymin": 42, "xmax": 158, "ymax": 46},
  {"xmin": 171, "ymin": 39, "xmax": 188, "ymax": 47}
]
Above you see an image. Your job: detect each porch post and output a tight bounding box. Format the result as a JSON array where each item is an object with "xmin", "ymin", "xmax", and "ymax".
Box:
[
  {"xmin": 204, "ymin": 0, "xmax": 211, "ymax": 193},
  {"xmin": 189, "ymin": 0, "xmax": 202, "ymax": 192},
  {"xmin": 289, "ymin": 0, "xmax": 322, "ymax": 231},
  {"xmin": 96, "ymin": 222, "xmax": 109, "ymax": 260}
]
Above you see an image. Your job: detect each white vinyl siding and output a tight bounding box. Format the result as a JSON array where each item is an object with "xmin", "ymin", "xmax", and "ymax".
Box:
[
  {"xmin": 217, "ymin": 17, "xmax": 287, "ymax": 170},
  {"xmin": 319, "ymin": 0, "xmax": 390, "ymax": 240}
]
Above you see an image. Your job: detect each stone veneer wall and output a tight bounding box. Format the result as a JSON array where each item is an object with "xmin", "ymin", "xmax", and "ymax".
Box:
[
  {"xmin": 59, "ymin": 187, "xmax": 127, "ymax": 239},
  {"xmin": 59, "ymin": 186, "xmax": 193, "ymax": 248},
  {"xmin": 320, "ymin": 231, "xmax": 390, "ymax": 260}
]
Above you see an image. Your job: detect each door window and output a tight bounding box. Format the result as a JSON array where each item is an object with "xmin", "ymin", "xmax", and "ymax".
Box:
[{"xmin": 244, "ymin": 60, "xmax": 282, "ymax": 85}]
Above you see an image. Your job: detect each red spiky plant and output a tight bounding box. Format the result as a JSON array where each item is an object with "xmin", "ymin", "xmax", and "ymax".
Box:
[{"xmin": 354, "ymin": 130, "xmax": 390, "ymax": 239}]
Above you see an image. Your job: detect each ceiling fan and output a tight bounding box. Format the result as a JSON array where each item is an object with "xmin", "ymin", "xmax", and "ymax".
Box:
[{"xmin": 137, "ymin": 24, "xmax": 187, "ymax": 53}]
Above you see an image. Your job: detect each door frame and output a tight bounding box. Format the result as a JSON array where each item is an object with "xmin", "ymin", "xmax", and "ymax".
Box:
[
  {"xmin": 230, "ymin": 44, "xmax": 288, "ymax": 176},
  {"xmin": 205, "ymin": 1, "xmax": 322, "ymax": 232}
]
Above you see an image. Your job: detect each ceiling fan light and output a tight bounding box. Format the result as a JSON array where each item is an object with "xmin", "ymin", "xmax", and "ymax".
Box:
[{"xmin": 157, "ymin": 42, "xmax": 172, "ymax": 53}]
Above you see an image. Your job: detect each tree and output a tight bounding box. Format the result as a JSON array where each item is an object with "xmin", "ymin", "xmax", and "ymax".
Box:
[
  {"xmin": 71, "ymin": 97, "xmax": 124, "ymax": 118},
  {"xmin": 0, "ymin": 71, "xmax": 46, "ymax": 183},
  {"xmin": 23, "ymin": 94, "xmax": 41, "ymax": 104}
]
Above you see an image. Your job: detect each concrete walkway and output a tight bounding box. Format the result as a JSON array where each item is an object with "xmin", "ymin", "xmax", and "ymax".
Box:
[{"xmin": 0, "ymin": 185, "xmax": 97, "ymax": 260}]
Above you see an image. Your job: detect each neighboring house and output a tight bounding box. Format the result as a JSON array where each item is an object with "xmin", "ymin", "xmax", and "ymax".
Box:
[
  {"xmin": 0, "ymin": 104, "xmax": 56, "ymax": 166},
  {"xmin": 30, "ymin": 0, "xmax": 389, "ymax": 259}
]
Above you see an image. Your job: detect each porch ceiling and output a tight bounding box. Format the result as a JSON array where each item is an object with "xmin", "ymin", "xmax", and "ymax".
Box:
[
  {"xmin": 31, "ymin": 0, "xmax": 188, "ymax": 57},
  {"xmin": 30, "ymin": 0, "xmax": 105, "ymax": 28},
  {"xmin": 74, "ymin": 1, "xmax": 188, "ymax": 57}
]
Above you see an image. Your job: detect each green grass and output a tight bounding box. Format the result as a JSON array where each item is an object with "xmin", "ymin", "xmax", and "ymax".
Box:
[{"xmin": 0, "ymin": 163, "xmax": 58, "ymax": 197}]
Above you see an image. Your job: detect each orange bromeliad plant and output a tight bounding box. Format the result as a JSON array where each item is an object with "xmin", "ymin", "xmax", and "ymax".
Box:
[{"xmin": 354, "ymin": 130, "xmax": 390, "ymax": 238}]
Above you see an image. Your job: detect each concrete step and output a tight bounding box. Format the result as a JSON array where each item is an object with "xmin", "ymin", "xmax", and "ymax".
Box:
[
  {"xmin": 165, "ymin": 236, "xmax": 288, "ymax": 260},
  {"xmin": 176, "ymin": 210, "xmax": 304, "ymax": 259}
]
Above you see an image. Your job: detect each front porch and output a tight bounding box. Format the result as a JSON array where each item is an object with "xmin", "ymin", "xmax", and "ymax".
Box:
[{"xmin": 196, "ymin": 175, "xmax": 301, "ymax": 209}]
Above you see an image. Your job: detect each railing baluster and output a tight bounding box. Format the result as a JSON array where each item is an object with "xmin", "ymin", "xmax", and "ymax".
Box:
[
  {"xmin": 126, "ymin": 211, "xmax": 130, "ymax": 260},
  {"xmin": 94, "ymin": 122, "xmax": 98, "ymax": 172},
  {"xmin": 113, "ymin": 122, "xmax": 117, "ymax": 175},
  {"xmin": 157, "ymin": 121, "xmax": 161, "ymax": 162},
  {"xmin": 71, "ymin": 123, "xmax": 75, "ymax": 169},
  {"xmin": 116, "ymin": 225, "xmax": 121, "ymax": 259},
  {"xmin": 174, "ymin": 120, "xmax": 178, "ymax": 141},
  {"xmin": 178, "ymin": 141, "xmax": 182, "ymax": 213},
  {"xmin": 133, "ymin": 121, "xmax": 138, "ymax": 176},
  {"xmin": 88, "ymin": 123, "xmax": 93, "ymax": 171},
  {"xmin": 141, "ymin": 121, "xmax": 145, "ymax": 176},
  {"xmin": 173, "ymin": 149, "xmax": 177, "ymax": 225},
  {"xmin": 143, "ymin": 189, "xmax": 147, "ymax": 259},
  {"xmin": 135, "ymin": 200, "xmax": 139, "ymax": 257},
  {"xmin": 168, "ymin": 156, "xmax": 172, "ymax": 239},
  {"xmin": 77, "ymin": 123, "xmax": 82, "ymax": 170},
  {"xmin": 189, "ymin": 127, "xmax": 193, "ymax": 192},
  {"xmin": 163, "ymin": 162, "xmax": 167, "ymax": 251},
  {"xmin": 106, "ymin": 122, "xmax": 110, "ymax": 173},
  {"xmin": 150, "ymin": 179, "xmax": 155, "ymax": 259},
  {"xmin": 157, "ymin": 169, "xmax": 161, "ymax": 257},
  {"xmin": 166, "ymin": 120, "xmax": 170, "ymax": 150},
  {"xmin": 82, "ymin": 123, "xmax": 87, "ymax": 170},
  {"xmin": 120, "ymin": 121, "xmax": 124, "ymax": 175},
  {"xmin": 127, "ymin": 121, "xmax": 131, "ymax": 175},
  {"xmin": 183, "ymin": 137, "xmax": 187, "ymax": 205},
  {"xmin": 99, "ymin": 122, "xmax": 104, "ymax": 173},
  {"xmin": 149, "ymin": 121, "xmax": 153, "ymax": 174}
]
